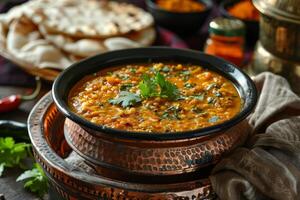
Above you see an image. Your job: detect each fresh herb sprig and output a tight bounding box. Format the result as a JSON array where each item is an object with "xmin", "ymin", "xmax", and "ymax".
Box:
[
  {"xmin": 17, "ymin": 163, "xmax": 48, "ymax": 198},
  {"xmin": 109, "ymin": 91, "xmax": 141, "ymax": 108},
  {"xmin": 139, "ymin": 74, "xmax": 159, "ymax": 98},
  {"xmin": 0, "ymin": 137, "xmax": 30, "ymax": 176},
  {"xmin": 0, "ymin": 137, "xmax": 49, "ymax": 197},
  {"xmin": 139, "ymin": 72, "xmax": 180, "ymax": 100}
]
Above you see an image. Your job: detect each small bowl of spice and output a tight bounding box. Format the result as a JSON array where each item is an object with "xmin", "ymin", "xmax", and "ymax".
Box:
[
  {"xmin": 220, "ymin": 0, "xmax": 260, "ymax": 46},
  {"xmin": 146, "ymin": 0, "xmax": 212, "ymax": 35}
]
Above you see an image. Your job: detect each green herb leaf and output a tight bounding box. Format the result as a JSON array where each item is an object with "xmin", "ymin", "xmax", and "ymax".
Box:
[
  {"xmin": 109, "ymin": 91, "xmax": 141, "ymax": 108},
  {"xmin": 129, "ymin": 68, "xmax": 136, "ymax": 73},
  {"xmin": 206, "ymin": 83, "xmax": 218, "ymax": 90},
  {"xmin": 180, "ymin": 70, "xmax": 190, "ymax": 81},
  {"xmin": 117, "ymin": 73, "xmax": 129, "ymax": 80},
  {"xmin": 214, "ymin": 91, "xmax": 222, "ymax": 97},
  {"xmin": 184, "ymin": 83, "xmax": 195, "ymax": 89},
  {"xmin": 181, "ymin": 70, "xmax": 190, "ymax": 76},
  {"xmin": 209, "ymin": 116, "xmax": 219, "ymax": 123},
  {"xmin": 155, "ymin": 72, "xmax": 180, "ymax": 100},
  {"xmin": 192, "ymin": 93, "xmax": 205, "ymax": 101},
  {"xmin": 0, "ymin": 163, "xmax": 4, "ymax": 177},
  {"xmin": 120, "ymin": 83, "xmax": 134, "ymax": 91},
  {"xmin": 139, "ymin": 74, "xmax": 158, "ymax": 98},
  {"xmin": 161, "ymin": 66, "xmax": 170, "ymax": 72},
  {"xmin": 192, "ymin": 107, "xmax": 203, "ymax": 114},
  {"xmin": 0, "ymin": 137, "xmax": 30, "ymax": 177},
  {"xmin": 207, "ymin": 97, "xmax": 217, "ymax": 104},
  {"xmin": 17, "ymin": 163, "xmax": 48, "ymax": 198},
  {"xmin": 160, "ymin": 106, "xmax": 181, "ymax": 120}
]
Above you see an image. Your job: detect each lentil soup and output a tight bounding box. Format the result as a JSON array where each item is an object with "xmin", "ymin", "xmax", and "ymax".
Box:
[{"xmin": 68, "ymin": 63, "xmax": 241, "ymax": 133}]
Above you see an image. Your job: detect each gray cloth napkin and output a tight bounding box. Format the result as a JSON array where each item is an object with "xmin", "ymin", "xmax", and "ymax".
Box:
[{"xmin": 210, "ymin": 72, "xmax": 300, "ymax": 200}]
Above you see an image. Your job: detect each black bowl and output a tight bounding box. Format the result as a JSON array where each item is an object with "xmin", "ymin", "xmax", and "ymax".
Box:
[
  {"xmin": 52, "ymin": 47, "xmax": 257, "ymax": 141},
  {"xmin": 146, "ymin": 0, "xmax": 212, "ymax": 35},
  {"xmin": 220, "ymin": 0, "xmax": 259, "ymax": 47}
]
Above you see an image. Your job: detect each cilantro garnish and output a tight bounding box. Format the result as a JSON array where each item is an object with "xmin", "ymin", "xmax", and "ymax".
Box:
[
  {"xmin": 184, "ymin": 82, "xmax": 195, "ymax": 89},
  {"xmin": 161, "ymin": 66, "xmax": 170, "ymax": 72},
  {"xmin": 129, "ymin": 68, "xmax": 136, "ymax": 73},
  {"xmin": 109, "ymin": 91, "xmax": 141, "ymax": 108},
  {"xmin": 160, "ymin": 106, "xmax": 181, "ymax": 120},
  {"xmin": 139, "ymin": 72, "xmax": 180, "ymax": 100},
  {"xmin": 0, "ymin": 137, "xmax": 30, "ymax": 177},
  {"xmin": 192, "ymin": 107, "xmax": 203, "ymax": 114},
  {"xmin": 155, "ymin": 72, "xmax": 180, "ymax": 100},
  {"xmin": 207, "ymin": 97, "xmax": 217, "ymax": 104},
  {"xmin": 192, "ymin": 93, "xmax": 205, "ymax": 101},
  {"xmin": 120, "ymin": 83, "xmax": 134, "ymax": 91},
  {"xmin": 206, "ymin": 83, "xmax": 219, "ymax": 90},
  {"xmin": 117, "ymin": 73, "xmax": 129, "ymax": 80},
  {"xmin": 139, "ymin": 74, "xmax": 158, "ymax": 98},
  {"xmin": 209, "ymin": 116, "xmax": 219, "ymax": 123},
  {"xmin": 214, "ymin": 91, "xmax": 222, "ymax": 97},
  {"xmin": 17, "ymin": 163, "xmax": 48, "ymax": 198}
]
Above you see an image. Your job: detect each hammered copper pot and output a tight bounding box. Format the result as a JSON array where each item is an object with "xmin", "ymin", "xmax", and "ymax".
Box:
[
  {"xmin": 28, "ymin": 93, "xmax": 217, "ymax": 200},
  {"xmin": 52, "ymin": 47, "xmax": 257, "ymax": 176}
]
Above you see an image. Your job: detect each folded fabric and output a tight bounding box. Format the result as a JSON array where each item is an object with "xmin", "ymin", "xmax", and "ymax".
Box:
[{"xmin": 210, "ymin": 72, "xmax": 300, "ymax": 200}]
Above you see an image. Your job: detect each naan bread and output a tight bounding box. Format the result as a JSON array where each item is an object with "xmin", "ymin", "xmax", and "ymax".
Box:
[
  {"xmin": 39, "ymin": 26, "xmax": 156, "ymax": 57},
  {"xmin": 0, "ymin": 0, "xmax": 156, "ymax": 72},
  {"xmin": 29, "ymin": 0, "xmax": 154, "ymax": 38},
  {"xmin": 5, "ymin": 16, "xmax": 72, "ymax": 70}
]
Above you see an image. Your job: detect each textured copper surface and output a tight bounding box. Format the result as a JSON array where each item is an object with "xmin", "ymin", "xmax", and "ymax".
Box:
[
  {"xmin": 28, "ymin": 92, "xmax": 217, "ymax": 200},
  {"xmin": 64, "ymin": 110, "xmax": 249, "ymax": 176}
]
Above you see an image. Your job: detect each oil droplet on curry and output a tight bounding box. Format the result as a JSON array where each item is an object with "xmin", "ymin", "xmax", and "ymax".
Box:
[{"xmin": 69, "ymin": 63, "xmax": 242, "ymax": 133}]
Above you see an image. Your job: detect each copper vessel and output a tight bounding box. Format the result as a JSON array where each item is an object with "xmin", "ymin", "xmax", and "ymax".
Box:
[
  {"xmin": 64, "ymin": 118, "xmax": 249, "ymax": 176},
  {"xmin": 28, "ymin": 93, "xmax": 217, "ymax": 200},
  {"xmin": 252, "ymin": 0, "xmax": 300, "ymax": 94},
  {"xmin": 52, "ymin": 47, "xmax": 257, "ymax": 176}
]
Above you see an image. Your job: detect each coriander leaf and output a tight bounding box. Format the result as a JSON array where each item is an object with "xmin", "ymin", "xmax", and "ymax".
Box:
[
  {"xmin": 160, "ymin": 106, "xmax": 181, "ymax": 120},
  {"xmin": 192, "ymin": 93, "xmax": 205, "ymax": 101},
  {"xmin": 209, "ymin": 116, "xmax": 219, "ymax": 123},
  {"xmin": 179, "ymin": 70, "xmax": 190, "ymax": 81},
  {"xmin": 206, "ymin": 83, "xmax": 219, "ymax": 90},
  {"xmin": 120, "ymin": 83, "xmax": 134, "ymax": 91},
  {"xmin": 109, "ymin": 91, "xmax": 141, "ymax": 108},
  {"xmin": 214, "ymin": 91, "xmax": 222, "ymax": 97},
  {"xmin": 17, "ymin": 163, "xmax": 48, "ymax": 198},
  {"xmin": 181, "ymin": 70, "xmax": 190, "ymax": 76},
  {"xmin": 139, "ymin": 74, "xmax": 158, "ymax": 98},
  {"xmin": 129, "ymin": 68, "xmax": 136, "ymax": 73},
  {"xmin": 117, "ymin": 73, "xmax": 129, "ymax": 80},
  {"xmin": 207, "ymin": 97, "xmax": 217, "ymax": 104},
  {"xmin": 192, "ymin": 107, "xmax": 203, "ymax": 114},
  {"xmin": 0, "ymin": 163, "xmax": 4, "ymax": 177},
  {"xmin": 0, "ymin": 137, "xmax": 30, "ymax": 177},
  {"xmin": 161, "ymin": 66, "xmax": 170, "ymax": 72},
  {"xmin": 155, "ymin": 72, "xmax": 180, "ymax": 100},
  {"xmin": 184, "ymin": 83, "xmax": 195, "ymax": 89}
]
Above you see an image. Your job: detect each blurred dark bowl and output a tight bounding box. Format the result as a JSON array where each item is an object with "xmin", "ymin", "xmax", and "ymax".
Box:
[
  {"xmin": 220, "ymin": 0, "xmax": 259, "ymax": 47},
  {"xmin": 146, "ymin": 0, "xmax": 212, "ymax": 35}
]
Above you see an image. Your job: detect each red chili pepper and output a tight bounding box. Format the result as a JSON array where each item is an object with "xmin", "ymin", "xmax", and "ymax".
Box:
[
  {"xmin": 0, "ymin": 77, "xmax": 41, "ymax": 113},
  {"xmin": 0, "ymin": 95, "xmax": 21, "ymax": 113}
]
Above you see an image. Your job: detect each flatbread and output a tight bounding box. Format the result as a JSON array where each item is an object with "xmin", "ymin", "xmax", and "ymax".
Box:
[
  {"xmin": 29, "ymin": 0, "xmax": 154, "ymax": 39},
  {"xmin": 5, "ymin": 16, "xmax": 72, "ymax": 70},
  {"xmin": 39, "ymin": 26, "xmax": 156, "ymax": 57}
]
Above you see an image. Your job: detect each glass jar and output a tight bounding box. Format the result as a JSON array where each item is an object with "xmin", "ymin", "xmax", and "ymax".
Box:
[{"xmin": 204, "ymin": 17, "xmax": 246, "ymax": 67}]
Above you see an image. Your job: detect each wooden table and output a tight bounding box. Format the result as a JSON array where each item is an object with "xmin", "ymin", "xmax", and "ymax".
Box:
[{"xmin": 0, "ymin": 85, "xmax": 50, "ymax": 200}]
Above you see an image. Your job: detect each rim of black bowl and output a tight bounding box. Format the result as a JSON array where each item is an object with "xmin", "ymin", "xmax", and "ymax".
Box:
[
  {"xmin": 219, "ymin": 0, "xmax": 259, "ymax": 23},
  {"xmin": 52, "ymin": 47, "xmax": 257, "ymax": 141},
  {"xmin": 146, "ymin": 0, "xmax": 213, "ymax": 14}
]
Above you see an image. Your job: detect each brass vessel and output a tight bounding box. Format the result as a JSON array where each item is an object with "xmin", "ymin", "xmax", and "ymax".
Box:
[{"xmin": 252, "ymin": 0, "xmax": 300, "ymax": 94}]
